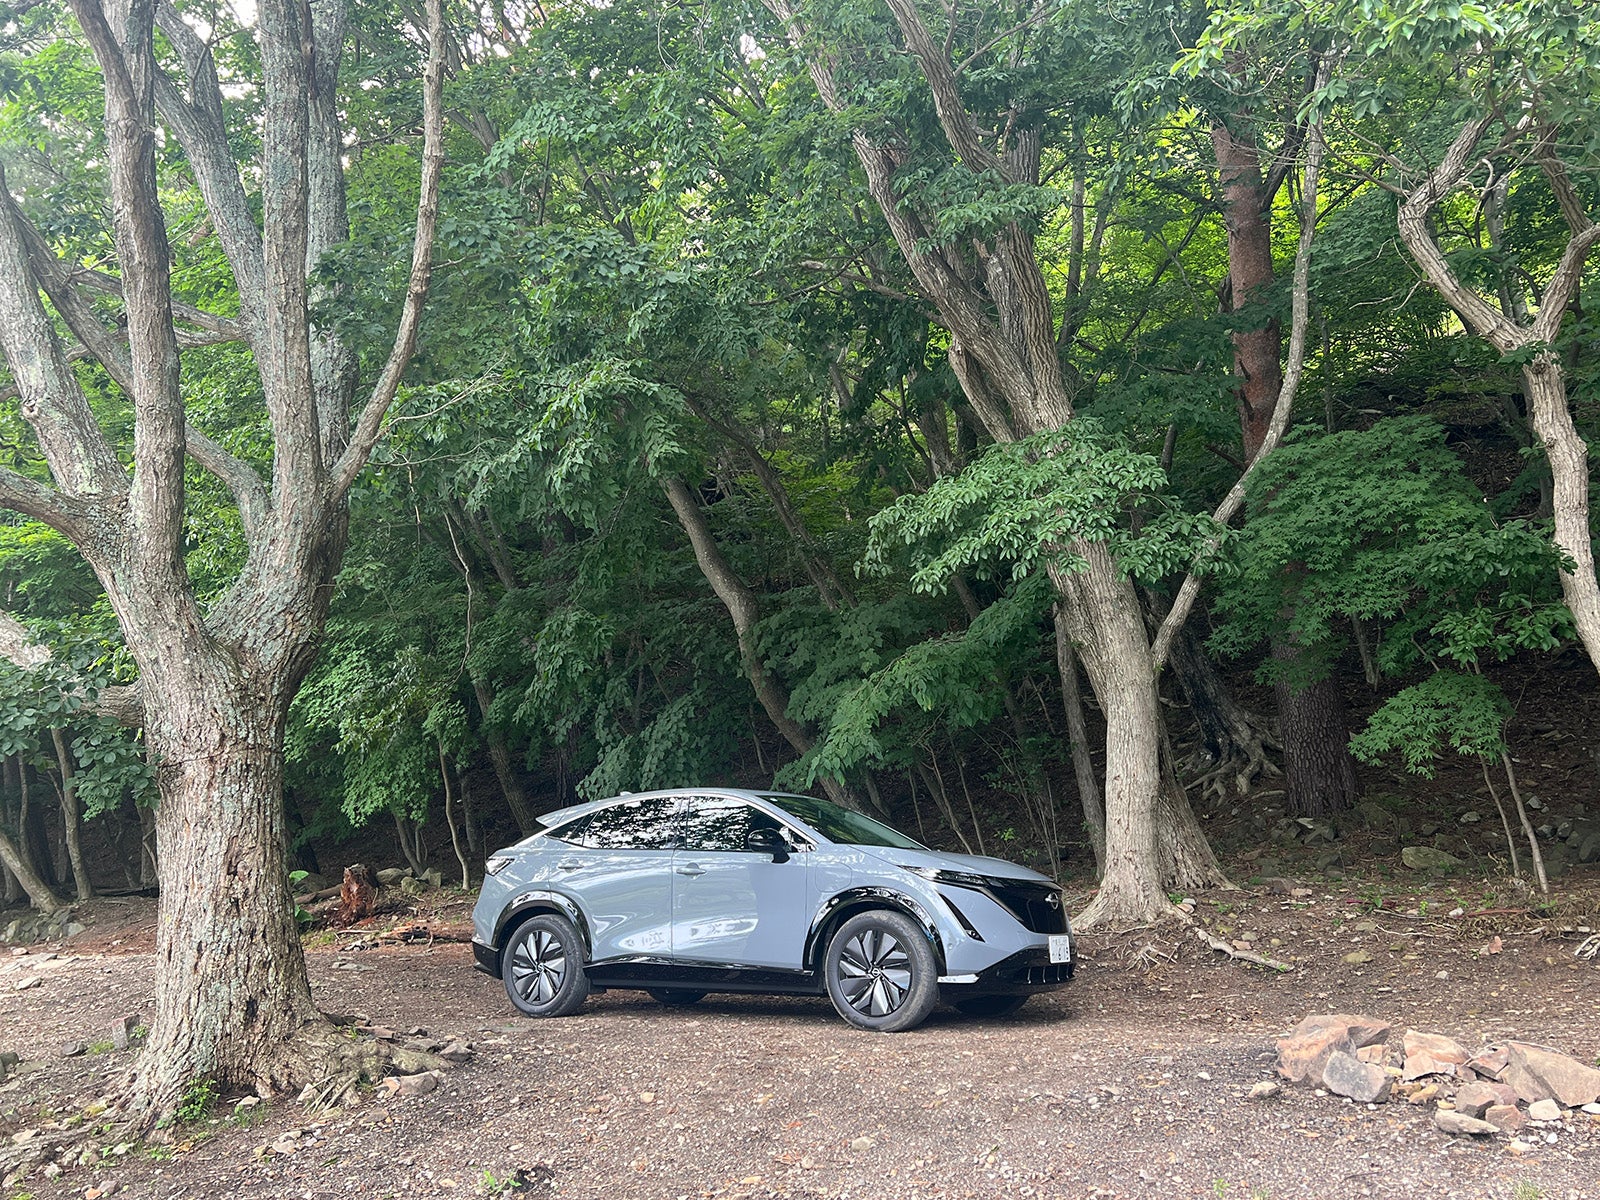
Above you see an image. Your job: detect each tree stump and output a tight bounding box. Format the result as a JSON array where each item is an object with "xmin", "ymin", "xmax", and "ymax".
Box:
[{"xmin": 334, "ymin": 864, "xmax": 378, "ymax": 927}]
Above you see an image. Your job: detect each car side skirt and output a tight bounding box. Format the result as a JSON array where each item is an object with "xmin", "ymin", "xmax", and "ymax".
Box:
[{"xmin": 585, "ymin": 956, "xmax": 827, "ymax": 996}]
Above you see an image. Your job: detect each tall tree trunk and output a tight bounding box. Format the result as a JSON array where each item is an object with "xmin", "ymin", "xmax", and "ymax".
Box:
[
  {"xmin": 130, "ymin": 694, "xmax": 322, "ymax": 1114},
  {"xmin": 1524, "ymin": 359, "xmax": 1600, "ymax": 668},
  {"xmin": 472, "ymin": 679, "xmax": 537, "ymax": 835},
  {"xmin": 1213, "ymin": 115, "xmax": 1356, "ymax": 813},
  {"xmin": 661, "ymin": 476, "xmax": 857, "ymax": 809},
  {"xmin": 0, "ymin": 825, "xmax": 64, "ymax": 913},
  {"xmin": 51, "ymin": 728, "xmax": 94, "ymax": 899},
  {"xmin": 1052, "ymin": 604, "xmax": 1105, "ymax": 874}
]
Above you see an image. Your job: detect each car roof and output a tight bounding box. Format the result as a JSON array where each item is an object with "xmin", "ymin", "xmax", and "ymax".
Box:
[{"xmin": 535, "ymin": 788, "xmax": 819, "ymax": 834}]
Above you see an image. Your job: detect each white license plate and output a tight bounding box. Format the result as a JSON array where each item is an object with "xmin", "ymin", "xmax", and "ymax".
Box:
[{"xmin": 1048, "ymin": 934, "xmax": 1072, "ymax": 964}]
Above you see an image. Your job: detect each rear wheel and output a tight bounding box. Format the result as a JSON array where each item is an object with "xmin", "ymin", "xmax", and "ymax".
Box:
[
  {"xmin": 824, "ymin": 910, "xmax": 938, "ymax": 1032},
  {"xmin": 952, "ymin": 994, "xmax": 1028, "ymax": 1018},
  {"xmin": 647, "ymin": 989, "xmax": 707, "ymax": 1007},
  {"xmin": 503, "ymin": 913, "xmax": 590, "ymax": 1018}
]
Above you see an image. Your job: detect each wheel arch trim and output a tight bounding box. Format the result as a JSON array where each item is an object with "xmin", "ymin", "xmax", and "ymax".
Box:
[
  {"xmin": 804, "ymin": 886, "xmax": 947, "ymax": 974},
  {"xmin": 494, "ymin": 890, "xmax": 593, "ymax": 963}
]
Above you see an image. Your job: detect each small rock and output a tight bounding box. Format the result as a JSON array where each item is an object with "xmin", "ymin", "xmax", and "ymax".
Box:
[
  {"xmin": 1401, "ymin": 846, "xmax": 1458, "ymax": 870},
  {"xmin": 1484, "ymin": 1104, "xmax": 1526, "ymax": 1133},
  {"xmin": 387, "ymin": 1071, "xmax": 441, "ymax": 1097},
  {"xmin": 1455, "ymin": 1080, "xmax": 1518, "ymax": 1117},
  {"xmin": 849, "ymin": 1136, "xmax": 875, "ymax": 1152},
  {"xmin": 1322, "ymin": 1050, "xmax": 1393, "ymax": 1103},
  {"xmin": 1458, "ymin": 811, "xmax": 1481, "ymax": 824},
  {"xmin": 399, "ymin": 876, "xmax": 427, "ymax": 897},
  {"xmin": 14, "ymin": 976, "xmax": 42, "ymax": 991},
  {"xmin": 60, "ymin": 1042, "xmax": 87, "ymax": 1058},
  {"xmin": 439, "ymin": 1041, "xmax": 473, "ymax": 1065},
  {"xmin": 1406, "ymin": 1084, "xmax": 1440, "ymax": 1106},
  {"xmin": 1343, "ymin": 950, "xmax": 1373, "ymax": 965},
  {"xmin": 111, "ymin": 1015, "xmax": 139, "ymax": 1051},
  {"xmin": 235, "ymin": 1096, "xmax": 261, "ymax": 1109},
  {"xmin": 1467, "ymin": 1046, "xmax": 1511, "ymax": 1080},
  {"xmin": 1356, "ymin": 1045, "xmax": 1387, "ymax": 1065},
  {"xmin": 1583, "ymin": 1103, "xmax": 1600, "ymax": 1116},
  {"xmin": 375, "ymin": 868, "xmax": 408, "ymax": 885},
  {"xmin": 1527, "ymin": 1098, "xmax": 1562, "ymax": 1121},
  {"xmin": 1435, "ymin": 1109, "xmax": 1498, "ymax": 1136},
  {"xmin": 1478, "ymin": 936, "xmax": 1503, "ymax": 956},
  {"xmin": 1247, "ymin": 1080, "xmax": 1282, "ymax": 1100},
  {"xmin": 638, "ymin": 1091, "xmax": 655, "ymax": 1104},
  {"xmin": 422, "ymin": 868, "xmax": 443, "ymax": 889}
]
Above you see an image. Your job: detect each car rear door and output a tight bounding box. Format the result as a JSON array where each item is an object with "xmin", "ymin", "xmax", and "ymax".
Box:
[
  {"xmin": 672, "ymin": 796, "xmax": 811, "ymax": 970},
  {"xmin": 561, "ymin": 795, "xmax": 681, "ymax": 963}
]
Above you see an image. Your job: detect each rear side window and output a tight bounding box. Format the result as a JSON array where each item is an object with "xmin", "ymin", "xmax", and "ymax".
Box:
[
  {"xmin": 582, "ymin": 797, "xmax": 681, "ymax": 850},
  {"xmin": 543, "ymin": 813, "xmax": 591, "ymax": 845}
]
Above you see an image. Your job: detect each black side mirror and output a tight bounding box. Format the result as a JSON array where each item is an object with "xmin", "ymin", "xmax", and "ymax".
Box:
[{"xmin": 745, "ymin": 826, "xmax": 790, "ymax": 863}]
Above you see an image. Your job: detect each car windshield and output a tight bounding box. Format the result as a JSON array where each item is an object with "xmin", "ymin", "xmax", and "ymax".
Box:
[{"xmin": 764, "ymin": 794, "xmax": 926, "ymax": 850}]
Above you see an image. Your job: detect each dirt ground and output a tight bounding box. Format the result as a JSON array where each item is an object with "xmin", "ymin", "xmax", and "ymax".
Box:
[{"xmin": 2, "ymin": 878, "xmax": 1599, "ymax": 1200}]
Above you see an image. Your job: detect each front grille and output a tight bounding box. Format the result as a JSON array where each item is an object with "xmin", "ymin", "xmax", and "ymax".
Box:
[{"xmin": 985, "ymin": 881, "xmax": 1069, "ymax": 934}]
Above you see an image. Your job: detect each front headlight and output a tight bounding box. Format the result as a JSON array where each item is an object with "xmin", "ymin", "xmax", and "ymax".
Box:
[
  {"xmin": 898, "ymin": 865, "xmax": 993, "ymax": 890},
  {"xmin": 484, "ymin": 855, "xmax": 515, "ymax": 876}
]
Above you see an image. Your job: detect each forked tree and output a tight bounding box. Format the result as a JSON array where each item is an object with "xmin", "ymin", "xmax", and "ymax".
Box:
[
  {"xmin": 0, "ymin": 0, "xmax": 443, "ymax": 1123},
  {"xmin": 761, "ymin": 0, "xmax": 1243, "ymax": 925}
]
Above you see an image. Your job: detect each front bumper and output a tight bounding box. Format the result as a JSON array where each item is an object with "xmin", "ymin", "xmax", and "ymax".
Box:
[{"xmin": 940, "ymin": 946, "xmax": 1074, "ymax": 996}]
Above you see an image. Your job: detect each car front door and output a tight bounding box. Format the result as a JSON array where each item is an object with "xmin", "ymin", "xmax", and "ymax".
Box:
[
  {"xmin": 672, "ymin": 796, "xmax": 811, "ymax": 970},
  {"xmin": 561, "ymin": 795, "xmax": 681, "ymax": 963}
]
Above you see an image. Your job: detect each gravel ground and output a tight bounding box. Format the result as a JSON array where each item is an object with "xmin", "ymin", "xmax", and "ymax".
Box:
[{"xmin": 1, "ymin": 889, "xmax": 1598, "ymax": 1200}]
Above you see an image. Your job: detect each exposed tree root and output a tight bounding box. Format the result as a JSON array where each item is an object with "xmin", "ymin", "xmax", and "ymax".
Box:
[
  {"xmin": 1192, "ymin": 926, "xmax": 1294, "ymax": 972},
  {"xmin": 1180, "ymin": 721, "xmax": 1282, "ymax": 803}
]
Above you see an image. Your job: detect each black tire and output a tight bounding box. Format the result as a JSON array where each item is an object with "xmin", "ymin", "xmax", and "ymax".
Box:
[
  {"xmin": 647, "ymin": 989, "xmax": 707, "ymax": 1007},
  {"xmin": 952, "ymin": 994, "xmax": 1029, "ymax": 1019},
  {"xmin": 503, "ymin": 913, "xmax": 590, "ymax": 1018},
  {"xmin": 824, "ymin": 910, "xmax": 939, "ymax": 1032}
]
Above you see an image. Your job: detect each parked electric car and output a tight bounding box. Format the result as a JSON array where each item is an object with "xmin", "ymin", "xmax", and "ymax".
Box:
[{"xmin": 471, "ymin": 788, "xmax": 1072, "ymax": 1031}]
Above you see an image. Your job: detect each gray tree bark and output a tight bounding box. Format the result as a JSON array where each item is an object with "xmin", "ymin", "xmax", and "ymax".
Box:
[{"xmin": 0, "ymin": 0, "xmax": 446, "ymax": 1124}]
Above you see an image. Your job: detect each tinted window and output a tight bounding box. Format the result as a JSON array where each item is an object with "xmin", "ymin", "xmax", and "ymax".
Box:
[
  {"xmin": 582, "ymin": 797, "xmax": 681, "ymax": 850},
  {"xmin": 680, "ymin": 798, "xmax": 787, "ymax": 852},
  {"xmin": 764, "ymin": 793, "xmax": 924, "ymax": 849},
  {"xmin": 543, "ymin": 813, "xmax": 591, "ymax": 845}
]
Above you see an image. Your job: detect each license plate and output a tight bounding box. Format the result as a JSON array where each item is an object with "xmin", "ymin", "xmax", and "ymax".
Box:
[{"xmin": 1048, "ymin": 934, "xmax": 1072, "ymax": 964}]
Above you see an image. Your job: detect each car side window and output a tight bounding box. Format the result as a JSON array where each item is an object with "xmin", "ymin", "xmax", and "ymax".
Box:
[
  {"xmin": 679, "ymin": 797, "xmax": 752, "ymax": 852},
  {"xmin": 543, "ymin": 813, "xmax": 591, "ymax": 845},
  {"xmin": 680, "ymin": 798, "xmax": 795, "ymax": 852},
  {"xmin": 581, "ymin": 797, "xmax": 681, "ymax": 850}
]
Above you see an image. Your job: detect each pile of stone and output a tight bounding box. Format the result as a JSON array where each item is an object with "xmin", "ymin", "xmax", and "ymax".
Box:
[
  {"xmin": 1274, "ymin": 1013, "xmax": 1600, "ymax": 1139},
  {"xmin": 0, "ymin": 910, "xmax": 86, "ymax": 946}
]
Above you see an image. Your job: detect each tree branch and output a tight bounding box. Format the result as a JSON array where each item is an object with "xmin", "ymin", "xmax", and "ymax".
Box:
[
  {"xmin": 152, "ymin": 2, "xmax": 266, "ymax": 329},
  {"xmin": 882, "ymin": 0, "xmax": 1006, "ymax": 178},
  {"xmin": 0, "ymin": 166, "xmax": 128, "ymax": 501},
  {"xmin": 0, "ymin": 610, "xmax": 144, "ymax": 727},
  {"xmin": 1395, "ymin": 112, "xmax": 1528, "ymax": 353},
  {"xmin": 331, "ymin": 0, "xmax": 447, "ymax": 500}
]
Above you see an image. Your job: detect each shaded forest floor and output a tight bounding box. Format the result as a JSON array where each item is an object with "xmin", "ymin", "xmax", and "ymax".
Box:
[{"xmin": 2, "ymin": 872, "xmax": 1598, "ymax": 1200}]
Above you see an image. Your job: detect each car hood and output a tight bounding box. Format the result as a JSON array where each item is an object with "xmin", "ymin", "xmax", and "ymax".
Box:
[{"xmin": 857, "ymin": 845, "xmax": 1056, "ymax": 885}]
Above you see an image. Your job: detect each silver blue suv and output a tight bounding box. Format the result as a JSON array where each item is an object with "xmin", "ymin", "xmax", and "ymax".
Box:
[{"xmin": 471, "ymin": 788, "xmax": 1073, "ymax": 1031}]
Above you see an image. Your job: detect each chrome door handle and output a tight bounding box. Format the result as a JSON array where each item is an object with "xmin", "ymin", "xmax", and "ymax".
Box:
[
  {"xmin": 675, "ymin": 864, "xmax": 705, "ymax": 877},
  {"xmin": 556, "ymin": 860, "xmax": 583, "ymax": 871}
]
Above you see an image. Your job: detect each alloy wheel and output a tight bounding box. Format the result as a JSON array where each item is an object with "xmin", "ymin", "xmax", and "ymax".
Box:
[
  {"xmin": 510, "ymin": 927, "xmax": 567, "ymax": 1005},
  {"xmin": 836, "ymin": 926, "xmax": 913, "ymax": 1018}
]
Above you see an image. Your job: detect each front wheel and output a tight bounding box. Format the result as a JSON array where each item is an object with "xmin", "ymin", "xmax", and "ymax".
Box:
[
  {"xmin": 952, "ymin": 994, "xmax": 1028, "ymax": 1019},
  {"xmin": 503, "ymin": 913, "xmax": 590, "ymax": 1018},
  {"xmin": 824, "ymin": 910, "xmax": 939, "ymax": 1032}
]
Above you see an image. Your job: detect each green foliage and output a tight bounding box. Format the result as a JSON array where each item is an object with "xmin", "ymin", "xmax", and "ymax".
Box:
[
  {"xmin": 1211, "ymin": 417, "xmax": 1570, "ymax": 680},
  {"xmin": 1348, "ymin": 670, "xmax": 1508, "ymax": 778},
  {"xmin": 865, "ymin": 421, "xmax": 1216, "ymax": 592}
]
